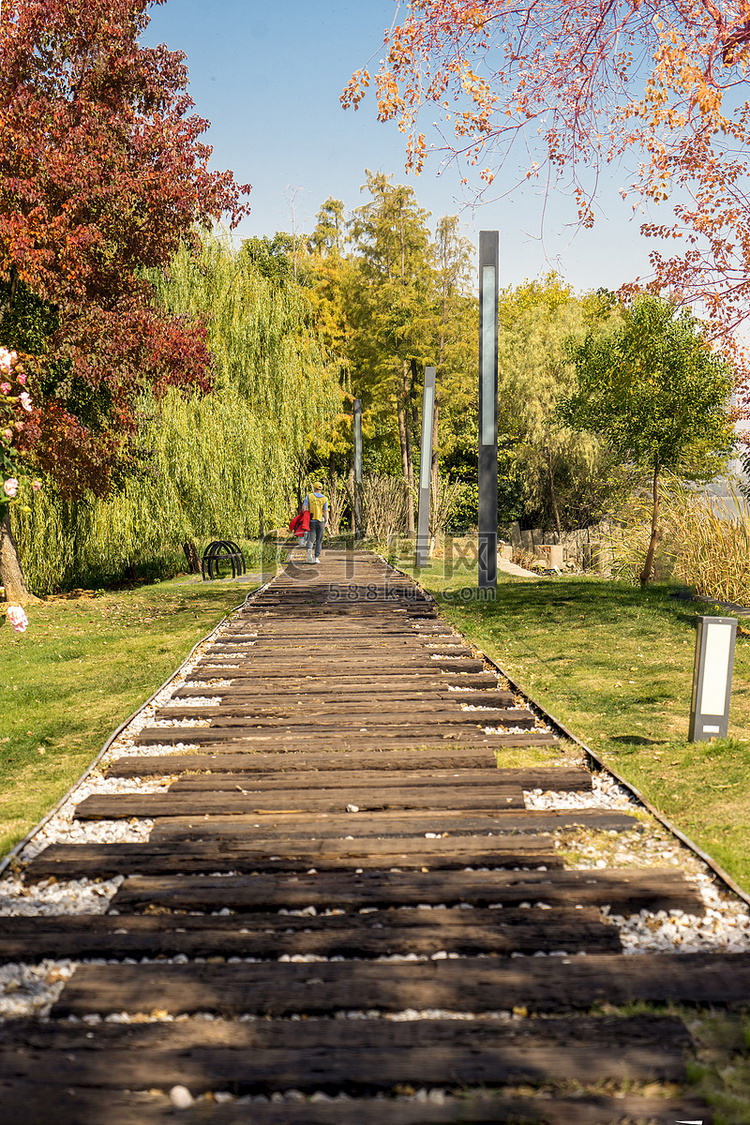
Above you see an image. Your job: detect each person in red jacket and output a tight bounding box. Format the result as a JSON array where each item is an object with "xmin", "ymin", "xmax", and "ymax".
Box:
[{"xmin": 302, "ymin": 482, "xmax": 329, "ymax": 564}]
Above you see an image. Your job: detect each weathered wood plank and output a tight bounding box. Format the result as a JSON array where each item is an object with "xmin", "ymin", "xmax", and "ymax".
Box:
[
  {"xmin": 0, "ymin": 906, "xmax": 619, "ymax": 961},
  {"xmin": 185, "ymin": 673, "xmax": 501, "ymax": 690},
  {"xmin": 145, "ymin": 808, "xmax": 639, "ymax": 840},
  {"xmin": 187, "ymin": 664, "xmax": 485, "ymax": 679},
  {"xmin": 172, "ymin": 686, "xmax": 513, "ymax": 704},
  {"xmin": 105, "ymin": 757, "xmax": 588, "ymax": 788},
  {"xmin": 108, "ymin": 867, "xmax": 701, "ymax": 915},
  {"xmin": 0, "ymin": 1016, "xmax": 691, "ymax": 1090},
  {"xmin": 0, "ymin": 1011, "xmax": 694, "ymax": 1050},
  {"xmin": 164, "ymin": 768, "xmax": 574, "ymax": 792},
  {"xmin": 73, "ymin": 787, "xmax": 527, "ymax": 819},
  {"xmin": 3, "ymin": 1041, "xmax": 685, "ymax": 1090},
  {"xmin": 22, "ymin": 836, "xmax": 562, "ymax": 881},
  {"xmin": 130, "ymin": 728, "xmax": 557, "ymax": 749},
  {"xmin": 152, "ymin": 708, "xmax": 536, "ymax": 728},
  {"xmin": 51, "ymin": 954, "xmax": 746, "ymax": 1017}
]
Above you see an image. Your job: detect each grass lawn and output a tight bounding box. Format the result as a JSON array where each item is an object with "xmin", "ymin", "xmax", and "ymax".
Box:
[
  {"xmin": 0, "ymin": 576, "xmax": 257, "ymax": 860},
  {"xmin": 406, "ymin": 557, "xmax": 750, "ymax": 893}
]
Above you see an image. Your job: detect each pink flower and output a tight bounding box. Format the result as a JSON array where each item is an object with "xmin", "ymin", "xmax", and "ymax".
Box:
[
  {"xmin": 19, "ymin": 391, "xmax": 32, "ymax": 413},
  {"xmin": 1, "ymin": 429, "xmax": 12, "ymax": 442},
  {"xmin": 0, "ymin": 347, "xmax": 11, "ymax": 375},
  {"xmin": 0, "ymin": 382, "xmax": 10, "ymax": 395},
  {"xmin": 6, "ymin": 605, "xmax": 28, "ymax": 633},
  {"xmin": 16, "ymin": 372, "xmax": 26, "ymax": 386},
  {"xmin": 32, "ymin": 479, "xmax": 41, "ymax": 491},
  {"xmin": 3, "ymin": 478, "xmax": 19, "ymax": 497}
]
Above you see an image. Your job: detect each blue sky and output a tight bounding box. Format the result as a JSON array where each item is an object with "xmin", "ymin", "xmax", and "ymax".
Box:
[{"xmin": 142, "ymin": 0, "xmax": 660, "ymax": 292}]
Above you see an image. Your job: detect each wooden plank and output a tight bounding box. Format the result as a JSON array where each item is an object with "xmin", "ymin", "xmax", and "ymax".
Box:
[
  {"xmin": 130, "ymin": 728, "xmax": 557, "ymax": 749},
  {"xmin": 3, "ymin": 1041, "xmax": 683, "ymax": 1091},
  {"xmin": 164, "ymin": 768, "xmax": 576, "ymax": 792},
  {"xmin": 190, "ymin": 660, "xmax": 487, "ymax": 676},
  {"xmin": 73, "ymin": 787, "xmax": 527, "ymax": 819},
  {"xmin": 172, "ymin": 685, "xmax": 512, "ymax": 702},
  {"xmin": 51, "ymin": 954, "xmax": 744, "ymax": 1017},
  {"xmin": 106, "ymin": 751, "xmax": 505, "ymax": 776},
  {"xmin": 0, "ymin": 1016, "xmax": 690, "ymax": 1089},
  {"xmin": 0, "ymin": 906, "xmax": 619, "ymax": 961},
  {"xmin": 185, "ymin": 673, "xmax": 501, "ymax": 689},
  {"xmin": 152, "ymin": 707, "xmax": 536, "ymax": 727},
  {"xmin": 145, "ymin": 808, "xmax": 639, "ymax": 840},
  {"xmin": 213, "ymin": 644, "xmax": 477, "ymax": 658},
  {"xmin": 108, "ymin": 867, "xmax": 702, "ymax": 915},
  {"xmin": 106, "ymin": 757, "xmax": 589, "ymax": 789},
  {"xmin": 0, "ymin": 1011, "xmax": 694, "ymax": 1051},
  {"xmin": 0, "ymin": 1085, "xmax": 713, "ymax": 1125},
  {"xmin": 22, "ymin": 837, "xmax": 562, "ymax": 881}
]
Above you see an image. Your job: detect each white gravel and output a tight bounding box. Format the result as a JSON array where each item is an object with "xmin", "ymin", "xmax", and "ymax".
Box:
[{"xmin": 524, "ymin": 771, "xmax": 638, "ymax": 811}]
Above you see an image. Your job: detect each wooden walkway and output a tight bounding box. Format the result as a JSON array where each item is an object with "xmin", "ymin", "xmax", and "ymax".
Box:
[{"xmin": 0, "ymin": 549, "xmax": 738, "ymax": 1122}]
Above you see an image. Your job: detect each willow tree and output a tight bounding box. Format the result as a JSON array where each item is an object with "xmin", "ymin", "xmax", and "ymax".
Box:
[
  {"xmin": 497, "ymin": 279, "xmax": 627, "ymax": 531},
  {"xmin": 154, "ymin": 234, "xmax": 341, "ymax": 518},
  {"xmin": 12, "ymin": 234, "xmax": 341, "ymax": 591}
]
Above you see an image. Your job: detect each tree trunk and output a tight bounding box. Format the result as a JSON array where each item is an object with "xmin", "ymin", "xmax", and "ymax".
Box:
[
  {"xmin": 639, "ymin": 463, "xmax": 660, "ymax": 587},
  {"xmin": 1, "ymin": 509, "xmax": 39, "ymax": 605},
  {"xmin": 182, "ymin": 541, "xmax": 201, "ymax": 574}
]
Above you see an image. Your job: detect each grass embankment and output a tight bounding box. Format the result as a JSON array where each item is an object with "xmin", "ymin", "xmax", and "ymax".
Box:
[
  {"xmin": 0, "ymin": 577, "xmax": 254, "ymax": 859},
  {"xmin": 409, "ymin": 559, "xmax": 750, "ymax": 892}
]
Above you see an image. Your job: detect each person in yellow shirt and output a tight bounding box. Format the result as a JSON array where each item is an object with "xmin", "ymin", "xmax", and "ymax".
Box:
[{"xmin": 302, "ymin": 481, "xmax": 329, "ymax": 564}]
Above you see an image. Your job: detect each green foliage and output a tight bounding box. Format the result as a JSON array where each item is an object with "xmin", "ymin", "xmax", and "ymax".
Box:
[
  {"xmin": 559, "ymin": 295, "xmax": 735, "ymax": 479},
  {"xmin": 606, "ymin": 478, "xmax": 750, "ymax": 605},
  {"xmin": 559, "ymin": 294, "xmax": 736, "ymax": 584},
  {"xmin": 496, "ymin": 275, "xmax": 627, "ymax": 530},
  {"xmin": 11, "ymin": 235, "xmax": 341, "ymax": 592}
]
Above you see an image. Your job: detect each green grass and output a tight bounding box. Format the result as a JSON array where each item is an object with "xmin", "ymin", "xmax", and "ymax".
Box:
[
  {"xmin": 0, "ymin": 576, "xmax": 257, "ymax": 859},
  {"xmin": 405, "ymin": 557, "xmax": 750, "ymax": 892}
]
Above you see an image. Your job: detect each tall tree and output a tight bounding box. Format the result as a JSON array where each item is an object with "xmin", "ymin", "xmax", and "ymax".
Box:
[
  {"xmin": 0, "ymin": 0, "xmax": 249, "ymax": 603},
  {"xmin": 431, "ymin": 215, "xmax": 474, "ymax": 495},
  {"xmin": 348, "ymin": 171, "xmax": 436, "ymax": 533},
  {"xmin": 558, "ymin": 295, "xmax": 736, "ymax": 585}
]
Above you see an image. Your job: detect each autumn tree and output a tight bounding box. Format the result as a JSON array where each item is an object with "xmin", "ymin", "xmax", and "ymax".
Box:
[
  {"xmin": 343, "ymin": 0, "xmax": 750, "ymax": 371},
  {"xmin": 347, "ymin": 171, "xmax": 436, "ymax": 533},
  {"xmin": 0, "ymin": 0, "xmax": 249, "ymax": 603},
  {"xmin": 558, "ymin": 295, "xmax": 735, "ymax": 586}
]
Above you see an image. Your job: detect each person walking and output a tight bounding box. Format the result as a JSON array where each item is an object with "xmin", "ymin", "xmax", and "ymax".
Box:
[{"xmin": 302, "ymin": 481, "xmax": 328, "ymax": 564}]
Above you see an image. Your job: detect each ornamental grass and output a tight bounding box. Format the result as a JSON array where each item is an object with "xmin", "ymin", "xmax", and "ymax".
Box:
[{"xmin": 606, "ymin": 480, "xmax": 750, "ymax": 607}]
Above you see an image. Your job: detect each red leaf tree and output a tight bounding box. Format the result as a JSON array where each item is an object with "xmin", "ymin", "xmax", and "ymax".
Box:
[
  {"xmin": 343, "ymin": 1, "xmax": 750, "ymax": 359},
  {"xmin": 0, "ymin": 0, "xmax": 250, "ymax": 604}
]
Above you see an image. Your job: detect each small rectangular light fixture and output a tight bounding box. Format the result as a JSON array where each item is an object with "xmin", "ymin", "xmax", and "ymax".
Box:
[{"xmin": 689, "ymin": 615, "xmax": 738, "ymax": 741}]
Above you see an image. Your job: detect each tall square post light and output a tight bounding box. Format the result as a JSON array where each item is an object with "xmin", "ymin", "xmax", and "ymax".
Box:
[
  {"xmin": 478, "ymin": 231, "xmax": 499, "ymax": 592},
  {"xmin": 416, "ymin": 367, "xmax": 436, "ymax": 567}
]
